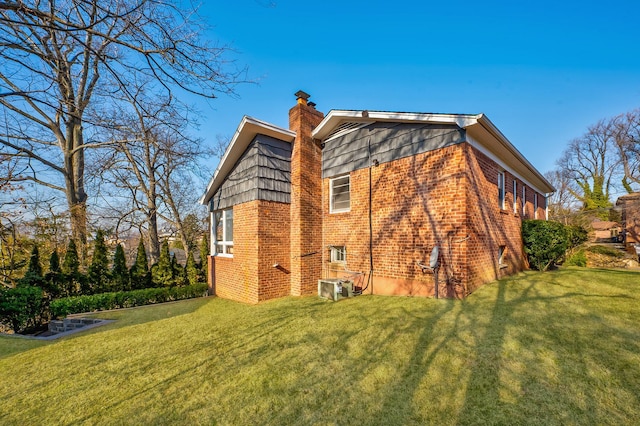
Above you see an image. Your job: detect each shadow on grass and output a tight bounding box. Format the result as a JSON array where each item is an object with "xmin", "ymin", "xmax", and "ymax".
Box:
[
  {"xmin": 0, "ymin": 297, "xmax": 212, "ymax": 360},
  {"xmin": 455, "ymin": 271, "xmax": 640, "ymax": 425}
]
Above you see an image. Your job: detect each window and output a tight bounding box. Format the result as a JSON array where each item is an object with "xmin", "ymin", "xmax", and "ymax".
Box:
[
  {"xmin": 521, "ymin": 186, "xmax": 526, "ymax": 217},
  {"xmin": 498, "ymin": 245, "xmax": 507, "ymax": 268},
  {"xmin": 330, "ymin": 175, "xmax": 350, "ymax": 213},
  {"xmin": 544, "ymin": 195, "xmax": 548, "ymax": 220},
  {"xmin": 513, "ymin": 180, "xmax": 518, "ymax": 214},
  {"xmin": 330, "ymin": 246, "xmax": 346, "ymax": 263},
  {"xmin": 534, "ymin": 193, "xmax": 538, "ymax": 219},
  {"xmin": 213, "ymin": 208, "xmax": 233, "ymax": 256},
  {"xmin": 498, "ymin": 172, "xmax": 505, "ymax": 210}
]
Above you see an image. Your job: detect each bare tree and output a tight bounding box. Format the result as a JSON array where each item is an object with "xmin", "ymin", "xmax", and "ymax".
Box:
[
  {"xmin": 544, "ymin": 169, "xmax": 579, "ymax": 224},
  {"xmin": 0, "ymin": 0, "xmax": 243, "ymax": 257},
  {"xmin": 556, "ymin": 118, "xmax": 621, "ymax": 218},
  {"xmin": 613, "ymin": 109, "xmax": 640, "ymax": 192}
]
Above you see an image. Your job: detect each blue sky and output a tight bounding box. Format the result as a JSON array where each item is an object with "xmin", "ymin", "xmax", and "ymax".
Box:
[{"xmin": 193, "ymin": 0, "xmax": 640, "ymax": 176}]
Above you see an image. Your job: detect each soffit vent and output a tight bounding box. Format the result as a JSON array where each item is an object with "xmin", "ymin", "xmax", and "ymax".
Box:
[{"xmin": 325, "ymin": 121, "xmax": 369, "ymax": 142}]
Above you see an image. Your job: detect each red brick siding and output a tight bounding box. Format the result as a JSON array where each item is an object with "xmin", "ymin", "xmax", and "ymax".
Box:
[
  {"xmin": 211, "ymin": 201, "xmax": 259, "ymax": 304},
  {"xmin": 464, "ymin": 144, "xmax": 525, "ymax": 294},
  {"xmin": 257, "ymin": 201, "xmax": 291, "ymax": 301},
  {"xmin": 322, "ymin": 142, "xmax": 535, "ymax": 298},
  {"xmin": 289, "ymin": 103, "xmax": 324, "ymax": 296},
  {"xmin": 210, "ymin": 200, "xmax": 292, "ymax": 304},
  {"xmin": 323, "ymin": 143, "xmax": 469, "ymax": 298}
]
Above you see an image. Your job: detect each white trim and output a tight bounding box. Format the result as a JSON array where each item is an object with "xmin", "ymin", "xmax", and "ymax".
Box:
[
  {"xmin": 498, "ymin": 171, "xmax": 505, "ymax": 210},
  {"xmin": 522, "ymin": 185, "xmax": 526, "ymax": 217},
  {"xmin": 200, "ymin": 116, "xmax": 296, "ymax": 206},
  {"xmin": 545, "ymin": 195, "xmax": 549, "ymax": 220},
  {"xmin": 329, "ymin": 174, "xmax": 351, "ymax": 213},
  {"xmin": 213, "ymin": 208, "xmax": 234, "ymax": 256},
  {"xmin": 466, "ymin": 134, "xmax": 550, "ymax": 196},
  {"xmin": 534, "ymin": 193, "xmax": 538, "ymax": 219},
  {"xmin": 513, "ymin": 180, "xmax": 518, "ymax": 214},
  {"xmin": 330, "ymin": 246, "xmax": 346, "ymax": 263},
  {"xmin": 312, "ymin": 110, "xmax": 554, "ymax": 195},
  {"xmin": 313, "ymin": 110, "xmax": 480, "ymax": 140}
]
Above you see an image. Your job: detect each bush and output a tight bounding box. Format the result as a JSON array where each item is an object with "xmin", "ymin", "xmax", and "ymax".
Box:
[
  {"xmin": 566, "ymin": 225, "xmax": 589, "ymax": 249},
  {"xmin": 0, "ymin": 286, "xmax": 45, "ymax": 333},
  {"xmin": 565, "ymin": 250, "xmax": 587, "ymax": 267},
  {"xmin": 50, "ymin": 283, "xmax": 208, "ymax": 318},
  {"xmin": 522, "ymin": 220, "xmax": 568, "ymax": 271}
]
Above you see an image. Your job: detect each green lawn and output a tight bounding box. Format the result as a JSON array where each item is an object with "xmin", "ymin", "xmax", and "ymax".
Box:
[{"xmin": 1, "ymin": 268, "xmax": 639, "ymax": 425}]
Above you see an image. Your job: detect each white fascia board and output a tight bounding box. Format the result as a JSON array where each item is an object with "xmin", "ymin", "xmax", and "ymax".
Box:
[
  {"xmin": 464, "ymin": 116, "xmax": 555, "ymax": 195},
  {"xmin": 312, "ymin": 109, "xmax": 481, "ymax": 140},
  {"xmin": 199, "ymin": 116, "xmax": 296, "ymax": 205}
]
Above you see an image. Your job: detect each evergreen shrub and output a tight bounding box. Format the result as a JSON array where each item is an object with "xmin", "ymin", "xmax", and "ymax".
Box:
[{"xmin": 50, "ymin": 283, "xmax": 208, "ymax": 318}]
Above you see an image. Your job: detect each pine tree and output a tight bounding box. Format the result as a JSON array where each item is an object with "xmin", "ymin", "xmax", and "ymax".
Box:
[
  {"xmin": 17, "ymin": 245, "xmax": 45, "ymax": 288},
  {"xmin": 111, "ymin": 244, "xmax": 129, "ymax": 291},
  {"xmin": 130, "ymin": 239, "xmax": 150, "ymax": 289},
  {"xmin": 152, "ymin": 240, "xmax": 174, "ymax": 287},
  {"xmin": 26, "ymin": 245, "xmax": 43, "ymax": 277},
  {"xmin": 87, "ymin": 230, "xmax": 110, "ymax": 294},
  {"xmin": 43, "ymin": 249, "xmax": 63, "ymax": 299},
  {"xmin": 199, "ymin": 235, "xmax": 209, "ymax": 283},
  {"xmin": 62, "ymin": 239, "xmax": 82, "ymax": 295},
  {"xmin": 185, "ymin": 251, "xmax": 199, "ymax": 286},
  {"xmin": 62, "ymin": 239, "xmax": 80, "ymax": 275}
]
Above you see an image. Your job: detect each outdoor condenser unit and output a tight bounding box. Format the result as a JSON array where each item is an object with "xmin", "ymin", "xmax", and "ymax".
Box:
[{"xmin": 318, "ymin": 279, "xmax": 354, "ymax": 301}]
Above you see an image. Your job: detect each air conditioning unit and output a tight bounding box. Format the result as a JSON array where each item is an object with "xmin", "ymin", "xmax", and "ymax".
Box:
[{"xmin": 318, "ymin": 279, "xmax": 354, "ymax": 301}]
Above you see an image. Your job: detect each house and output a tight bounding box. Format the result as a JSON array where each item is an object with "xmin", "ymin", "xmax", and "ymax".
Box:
[
  {"xmin": 590, "ymin": 220, "xmax": 622, "ymax": 243},
  {"xmin": 200, "ymin": 91, "xmax": 554, "ymax": 303},
  {"xmin": 616, "ymin": 193, "xmax": 640, "ymax": 251}
]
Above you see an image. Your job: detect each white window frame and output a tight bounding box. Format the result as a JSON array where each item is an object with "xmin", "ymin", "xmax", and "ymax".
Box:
[
  {"xmin": 213, "ymin": 208, "xmax": 233, "ymax": 257},
  {"xmin": 544, "ymin": 195, "xmax": 549, "ymax": 220},
  {"xmin": 522, "ymin": 186, "xmax": 526, "ymax": 217},
  {"xmin": 330, "ymin": 175, "xmax": 351, "ymax": 213},
  {"xmin": 498, "ymin": 245, "xmax": 507, "ymax": 269},
  {"xmin": 498, "ymin": 171, "xmax": 505, "ymax": 210},
  {"xmin": 330, "ymin": 246, "xmax": 346, "ymax": 263},
  {"xmin": 513, "ymin": 180, "xmax": 517, "ymax": 214},
  {"xmin": 534, "ymin": 193, "xmax": 538, "ymax": 219}
]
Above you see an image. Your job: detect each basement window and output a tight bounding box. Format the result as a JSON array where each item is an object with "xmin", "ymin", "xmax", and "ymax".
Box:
[
  {"xmin": 330, "ymin": 246, "xmax": 346, "ymax": 263},
  {"xmin": 498, "ymin": 245, "xmax": 507, "ymax": 269},
  {"xmin": 330, "ymin": 175, "xmax": 351, "ymax": 213},
  {"xmin": 213, "ymin": 208, "xmax": 233, "ymax": 256}
]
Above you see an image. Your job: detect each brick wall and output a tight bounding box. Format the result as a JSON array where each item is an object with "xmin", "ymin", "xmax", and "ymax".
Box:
[
  {"xmin": 322, "ymin": 141, "xmax": 538, "ymax": 298},
  {"xmin": 210, "ymin": 200, "xmax": 292, "ymax": 304},
  {"xmin": 257, "ymin": 201, "xmax": 291, "ymax": 301},
  {"xmin": 289, "ymin": 101, "xmax": 324, "ymax": 296},
  {"xmin": 323, "ymin": 143, "xmax": 469, "ymax": 298},
  {"xmin": 211, "ymin": 201, "xmax": 259, "ymax": 304},
  {"xmin": 464, "ymin": 144, "xmax": 525, "ymax": 294}
]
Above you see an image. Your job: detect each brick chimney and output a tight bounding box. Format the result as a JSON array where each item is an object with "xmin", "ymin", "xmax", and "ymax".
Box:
[{"xmin": 289, "ymin": 90, "xmax": 324, "ymax": 296}]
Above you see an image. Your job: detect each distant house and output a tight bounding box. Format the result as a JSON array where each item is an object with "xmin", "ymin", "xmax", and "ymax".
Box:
[
  {"xmin": 616, "ymin": 193, "xmax": 640, "ymax": 251},
  {"xmin": 200, "ymin": 91, "xmax": 554, "ymax": 303},
  {"xmin": 590, "ymin": 220, "xmax": 622, "ymax": 243}
]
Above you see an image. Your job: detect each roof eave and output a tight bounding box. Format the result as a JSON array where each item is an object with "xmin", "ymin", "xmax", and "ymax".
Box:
[
  {"xmin": 469, "ymin": 115, "xmax": 555, "ymax": 194},
  {"xmin": 199, "ymin": 116, "xmax": 296, "ymax": 206},
  {"xmin": 311, "ymin": 110, "xmax": 480, "ymax": 140}
]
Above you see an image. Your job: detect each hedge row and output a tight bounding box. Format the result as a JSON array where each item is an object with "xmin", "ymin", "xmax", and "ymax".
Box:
[{"xmin": 50, "ymin": 283, "xmax": 209, "ymax": 318}]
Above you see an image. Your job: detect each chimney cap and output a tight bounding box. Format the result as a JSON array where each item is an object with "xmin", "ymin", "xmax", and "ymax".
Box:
[{"xmin": 294, "ymin": 90, "xmax": 310, "ymax": 105}]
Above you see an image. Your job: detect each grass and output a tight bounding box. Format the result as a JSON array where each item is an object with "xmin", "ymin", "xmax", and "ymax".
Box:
[
  {"xmin": 1, "ymin": 268, "xmax": 639, "ymax": 425},
  {"xmin": 586, "ymin": 245, "xmax": 626, "ymax": 258}
]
